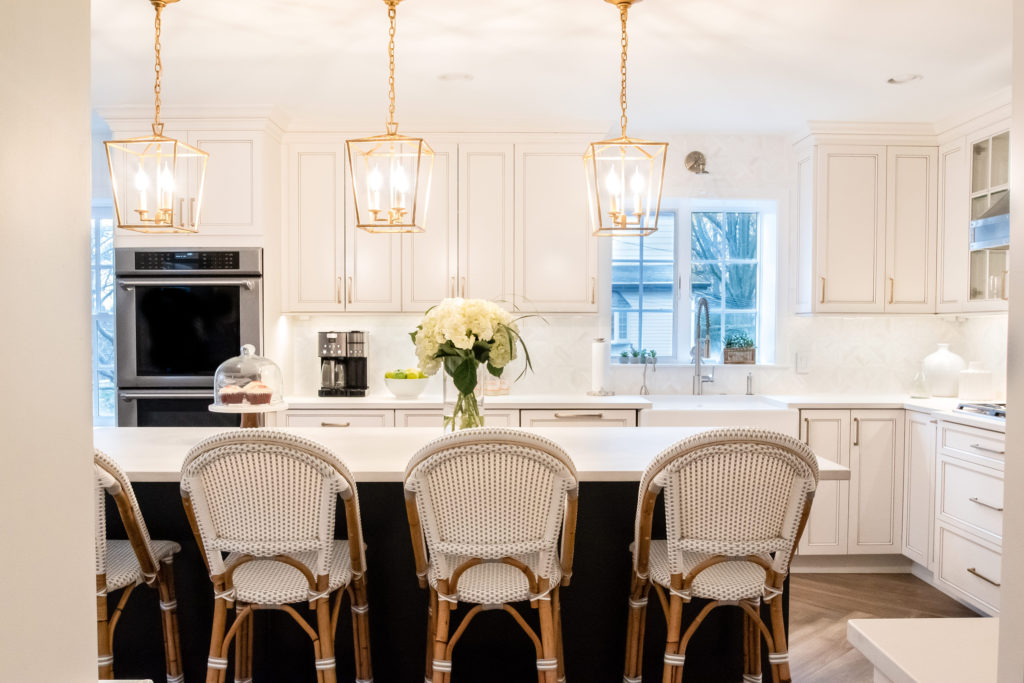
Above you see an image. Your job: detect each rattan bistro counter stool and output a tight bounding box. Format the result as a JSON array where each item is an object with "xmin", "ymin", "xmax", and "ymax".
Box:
[
  {"xmin": 404, "ymin": 428, "xmax": 580, "ymax": 683},
  {"xmin": 95, "ymin": 449, "xmax": 183, "ymax": 682},
  {"xmin": 621, "ymin": 428, "xmax": 819, "ymax": 683},
  {"xmin": 180, "ymin": 429, "xmax": 372, "ymax": 683}
]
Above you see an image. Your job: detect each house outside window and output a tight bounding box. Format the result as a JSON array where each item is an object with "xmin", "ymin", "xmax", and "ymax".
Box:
[
  {"xmin": 610, "ymin": 200, "xmax": 777, "ymax": 364},
  {"xmin": 91, "ymin": 200, "xmax": 116, "ymax": 426}
]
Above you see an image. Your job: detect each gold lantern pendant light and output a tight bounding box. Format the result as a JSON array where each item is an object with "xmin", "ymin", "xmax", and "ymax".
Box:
[
  {"xmin": 104, "ymin": 0, "xmax": 208, "ymax": 234},
  {"xmin": 346, "ymin": 0, "xmax": 434, "ymax": 234},
  {"xmin": 584, "ymin": 0, "xmax": 668, "ymax": 237}
]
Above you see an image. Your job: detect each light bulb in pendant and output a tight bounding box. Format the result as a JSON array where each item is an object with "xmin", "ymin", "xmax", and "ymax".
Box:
[
  {"xmin": 605, "ymin": 167, "xmax": 621, "ymax": 213},
  {"xmin": 391, "ymin": 163, "xmax": 409, "ymax": 208},
  {"xmin": 630, "ymin": 167, "xmax": 645, "ymax": 215},
  {"xmin": 367, "ymin": 165, "xmax": 383, "ymax": 211},
  {"xmin": 134, "ymin": 165, "xmax": 150, "ymax": 212},
  {"xmin": 157, "ymin": 164, "xmax": 175, "ymax": 210}
]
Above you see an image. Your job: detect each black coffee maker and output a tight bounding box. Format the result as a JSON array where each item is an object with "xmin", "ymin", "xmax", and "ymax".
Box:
[{"xmin": 317, "ymin": 331, "xmax": 368, "ymax": 397}]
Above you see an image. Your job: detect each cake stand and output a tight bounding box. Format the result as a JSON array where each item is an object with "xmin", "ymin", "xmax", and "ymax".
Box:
[{"xmin": 208, "ymin": 402, "xmax": 289, "ymax": 428}]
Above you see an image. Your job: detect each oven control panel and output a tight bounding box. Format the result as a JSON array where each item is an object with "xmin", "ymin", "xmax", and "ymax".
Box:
[{"xmin": 134, "ymin": 251, "xmax": 239, "ymax": 271}]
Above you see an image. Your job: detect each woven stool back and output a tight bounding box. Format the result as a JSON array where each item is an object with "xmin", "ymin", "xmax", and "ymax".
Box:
[
  {"xmin": 181, "ymin": 429, "xmax": 362, "ymax": 577},
  {"xmin": 405, "ymin": 428, "xmax": 578, "ymax": 577},
  {"xmin": 95, "ymin": 449, "xmax": 160, "ymax": 579},
  {"xmin": 637, "ymin": 428, "xmax": 819, "ymax": 575}
]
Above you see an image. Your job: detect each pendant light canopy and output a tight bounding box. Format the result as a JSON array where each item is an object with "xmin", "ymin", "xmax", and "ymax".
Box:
[
  {"xmin": 584, "ymin": 0, "xmax": 667, "ymax": 237},
  {"xmin": 346, "ymin": 0, "xmax": 434, "ymax": 234},
  {"xmin": 104, "ymin": 0, "xmax": 208, "ymax": 234}
]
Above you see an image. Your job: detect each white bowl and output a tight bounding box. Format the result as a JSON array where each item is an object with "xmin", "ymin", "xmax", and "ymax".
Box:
[{"xmin": 384, "ymin": 377, "xmax": 429, "ymax": 399}]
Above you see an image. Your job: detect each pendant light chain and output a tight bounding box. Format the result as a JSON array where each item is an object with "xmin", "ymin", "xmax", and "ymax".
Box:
[
  {"xmin": 619, "ymin": 2, "xmax": 629, "ymax": 138},
  {"xmin": 386, "ymin": 2, "xmax": 398, "ymax": 135},
  {"xmin": 152, "ymin": 2, "xmax": 164, "ymax": 134}
]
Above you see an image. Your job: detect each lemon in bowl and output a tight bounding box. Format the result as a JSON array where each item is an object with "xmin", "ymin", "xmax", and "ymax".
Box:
[{"xmin": 384, "ymin": 369, "xmax": 429, "ymax": 399}]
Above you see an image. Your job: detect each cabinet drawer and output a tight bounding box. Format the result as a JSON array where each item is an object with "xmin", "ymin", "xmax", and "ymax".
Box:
[
  {"xmin": 395, "ymin": 409, "xmax": 520, "ymax": 428},
  {"xmin": 283, "ymin": 410, "xmax": 394, "ymax": 428},
  {"xmin": 520, "ymin": 409, "xmax": 637, "ymax": 428},
  {"xmin": 935, "ymin": 523, "xmax": 1001, "ymax": 614},
  {"xmin": 937, "ymin": 455, "xmax": 1004, "ymax": 542},
  {"xmin": 939, "ymin": 422, "xmax": 1005, "ymax": 466}
]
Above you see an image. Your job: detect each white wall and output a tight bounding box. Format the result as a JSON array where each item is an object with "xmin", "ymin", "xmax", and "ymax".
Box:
[
  {"xmin": 0, "ymin": 1, "xmax": 97, "ymax": 681},
  {"xmin": 996, "ymin": 2, "xmax": 1024, "ymax": 678}
]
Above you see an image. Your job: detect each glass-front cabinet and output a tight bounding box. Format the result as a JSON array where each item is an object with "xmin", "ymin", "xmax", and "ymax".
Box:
[{"xmin": 969, "ymin": 130, "xmax": 1010, "ymax": 302}]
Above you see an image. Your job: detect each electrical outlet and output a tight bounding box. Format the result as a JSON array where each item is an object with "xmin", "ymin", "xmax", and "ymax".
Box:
[{"xmin": 795, "ymin": 351, "xmax": 810, "ymax": 374}]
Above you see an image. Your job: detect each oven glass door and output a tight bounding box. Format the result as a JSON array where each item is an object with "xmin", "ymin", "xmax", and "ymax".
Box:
[
  {"xmin": 118, "ymin": 390, "xmax": 241, "ymax": 427},
  {"xmin": 117, "ymin": 277, "xmax": 262, "ymax": 387}
]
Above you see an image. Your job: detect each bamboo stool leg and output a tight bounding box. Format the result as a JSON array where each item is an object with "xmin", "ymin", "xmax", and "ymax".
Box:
[
  {"xmin": 157, "ymin": 561, "xmax": 184, "ymax": 683},
  {"xmin": 425, "ymin": 588, "xmax": 438, "ymax": 682},
  {"xmin": 314, "ymin": 577, "xmax": 337, "ymax": 683},
  {"xmin": 742, "ymin": 598, "xmax": 762, "ymax": 683},
  {"xmin": 622, "ymin": 574, "xmax": 649, "ymax": 683},
  {"xmin": 206, "ymin": 591, "xmax": 230, "ymax": 683},
  {"xmin": 432, "ymin": 580, "xmax": 453, "ymax": 683},
  {"xmin": 96, "ymin": 575, "xmax": 113, "ymax": 680},
  {"xmin": 351, "ymin": 580, "xmax": 373, "ymax": 683},
  {"xmin": 661, "ymin": 591, "xmax": 684, "ymax": 683},
  {"xmin": 232, "ymin": 602, "xmax": 250, "ymax": 683},
  {"xmin": 768, "ymin": 596, "xmax": 791, "ymax": 683},
  {"xmin": 536, "ymin": 580, "xmax": 558, "ymax": 683},
  {"xmin": 551, "ymin": 586, "xmax": 566, "ymax": 683}
]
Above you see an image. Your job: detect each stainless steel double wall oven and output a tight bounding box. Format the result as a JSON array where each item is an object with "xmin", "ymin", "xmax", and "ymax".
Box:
[{"xmin": 115, "ymin": 247, "xmax": 263, "ymax": 426}]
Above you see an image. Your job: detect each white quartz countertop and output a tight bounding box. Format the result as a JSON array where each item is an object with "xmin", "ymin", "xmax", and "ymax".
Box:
[
  {"xmin": 285, "ymin": 393, "xmax": 653, "ymax": 410},
  {"xmin": 93, "ymin": 426, "xmax": 850, "ymax": 483},
  {"xmin": 847, "ymin": 617, "xmax": 997, "ymax": 683}
]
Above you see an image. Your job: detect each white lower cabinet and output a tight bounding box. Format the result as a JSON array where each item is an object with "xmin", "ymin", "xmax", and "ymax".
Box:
[
  {"xmin": 519, "ymin": 409, "xmax": 637, "ymax": 428},
  {"xmin": 935, "ymin": 522, "xmax": 1002, "ymax": 614},
  {"xmin": 902, "ymin": 411, "xmax": 936, "ymax": 568},
  {"xmin": 395, "ymin": 408, "xmax": 520, "ymax": 428},
  {"xmin": 798, "ymin": 409, "xmax": 903, "ymax": 555},
  {"xmin": 283, "ymin": 410, "xmax": 395, "ymax": 428}
]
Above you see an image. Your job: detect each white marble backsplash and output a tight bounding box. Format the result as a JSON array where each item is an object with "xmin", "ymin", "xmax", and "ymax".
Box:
[{"xmin": 279, "ymin": 312, "xmax": 1008, "ymax": 401}]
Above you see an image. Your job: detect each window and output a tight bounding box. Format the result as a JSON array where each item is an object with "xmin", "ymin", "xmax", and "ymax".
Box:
[
  {"xmin": 610, "ymin": 200, "xmax": 776, "ymax": 363},
  {"xmin": 91, "ymin": 201, "xmax": 116, "ymax": 426}
]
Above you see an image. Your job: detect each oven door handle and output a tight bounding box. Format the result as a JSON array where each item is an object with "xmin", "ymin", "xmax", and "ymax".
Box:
[
  {"xmin": 118, "ymin": 278, "xmax": 256, "ymax": 290},
  {"xmin": 119, "ymin": 390, "xmax": 214, "ymax": 402}
]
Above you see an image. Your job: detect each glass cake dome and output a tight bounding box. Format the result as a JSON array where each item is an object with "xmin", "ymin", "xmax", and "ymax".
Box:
[{"xmin": 213, "ymin": 344, "xmax": 284, "ymax": 407}]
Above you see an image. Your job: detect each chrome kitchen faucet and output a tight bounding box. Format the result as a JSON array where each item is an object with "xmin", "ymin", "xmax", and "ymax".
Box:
[{"xmin": 693, "ymin": 297, "xmax": 715, "ymax": 395}]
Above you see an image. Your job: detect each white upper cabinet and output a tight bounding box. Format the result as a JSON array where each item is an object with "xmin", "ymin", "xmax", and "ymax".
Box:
[
  {"xmin": 285, "ymin": 143, "xmax": 346, "ymax": 312},
  {"xmin": 345, "ymin": 205, "xmax": 402, "ymax": 312},
  {"xmin": 187, "ymin": 130, "xmax": 260, "ymax": 233},
  {"xmin": 459, "ymin": 143, "xmax": 515, "ymax": 304},
  {"xmin": 885, "ymin": 146, "xmax": 937, "ymax": 312},
  {"xmin": 402, "ymin": 143, "xmax": 458, "ymax": 312},
  {"xmin": 936, "ymin": 139, "xmax": 969, "ymax": 312},
  {"xmin": 514, "ymin": 143, "xmax": 598, "ymax": 312}
]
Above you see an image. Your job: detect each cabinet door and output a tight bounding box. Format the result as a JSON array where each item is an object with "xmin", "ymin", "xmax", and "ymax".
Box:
[
  {"xmin": 459, "ymin": 143, "xmax": 516, "ymax": 304},
  {"xmin": 798, "ymin": 410, "xmax": 850, "ymax": 555},
  {"xmin": 885, "ymin": 147, "xmax": 937, "ymax": 312},
  {"xmin": 188, "ymin": 131, "xmax": 259, "ymax": 234},
  {"xmin": 936, "ymin": 139, "xmax": 969, "ymax": 312},
  {"xmin": 403, "ymin": 143, "xmax": 458, "ymax": 312},
  {"xmin": 285, "ymin": 144, "xmax": 346, "ymax": 311},
  {"xmin": 519, "ymin": 409, "xmax": 636, "ymax": 428},
  {"xmin": 849, "ymin": 409, "xmax": 905, "ymax": 554},
  {"xmin": 903, "ymin": 412, "xmax": 936, "ymax": 567},
  {"xmin": 514, "ymin": 144, "xmax": 598, "ymax": 312},
  {"xmin": 345, "ymin": 193, "xmax": 402, "ymax": 313},
  {"xmin": 814, "ymin": 146, "xmax": 886, "ymax": 312}
]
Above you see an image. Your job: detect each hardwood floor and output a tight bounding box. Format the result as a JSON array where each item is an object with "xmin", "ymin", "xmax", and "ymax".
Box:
[{"xmin": 789, "ymin": 573, "xmax": 979, "ymax": 682}]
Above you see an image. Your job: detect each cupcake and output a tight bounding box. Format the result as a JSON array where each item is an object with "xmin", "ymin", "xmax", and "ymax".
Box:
[
  {"xmin": 243, "ymin": 381, "xmax": 273, "ymax": 405},
  {"xmin": 218, "ymin": 385, "xmax": 245, "ymax": 405}
]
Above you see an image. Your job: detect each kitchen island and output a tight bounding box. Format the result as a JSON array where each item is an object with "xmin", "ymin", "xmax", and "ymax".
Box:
[{"xmin": 94, "ymin": 426, "xmax": 848, "ymax": 683}]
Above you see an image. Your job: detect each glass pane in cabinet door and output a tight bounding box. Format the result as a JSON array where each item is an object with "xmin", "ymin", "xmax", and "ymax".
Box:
[
  {"xmin": 972, "ymin": 140, "xmax": 990, "ymax": 193},
  {"xmin": 972, "ymin": 195, "xmax": 990, "ymax": 221},
  {"xmin": 991, "ymin": 132, "xmax": 1010, "ymax": 187},
  {"xmin": 970, "ymin": 250, "xmax": 988, "ymax": 300}
]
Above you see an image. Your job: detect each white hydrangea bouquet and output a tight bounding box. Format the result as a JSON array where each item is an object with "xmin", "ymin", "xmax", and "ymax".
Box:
[{"xmin": 411, "ymin": 298, "xmax": 531, "ymax": 430}]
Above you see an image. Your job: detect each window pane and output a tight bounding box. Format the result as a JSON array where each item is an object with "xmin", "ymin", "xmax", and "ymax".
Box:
[
  {"xmin": 643, "ymin": 216, "xmax": 675, "ymax": 260},
  {"xmin": 642, "ymin": 312, "xmax": 674, "ymax": 357},
  {"xmin": 725, "ymin": 264, "xmax": 757, "ymax": 309},
  {"xmin": 611, "ymin": 311, "xmax": 639, "ymax": 356},
  {"xmin": 724, "ymin": 312, "xmax": 757, "ymax": 347},
  {"xmin": 723, "ymin": 212, "xmax": 759, "ymax": 259},
  {"xmin": 691, "ymin": 263, "xmax": 722, "ymax": 308},
  {"xmin": 612, "ymin": 235, "xmax": 641, "ymax": 260},
  {"xmin": 691, "ymin": 212, "xmax": 725, "ymax": 261}
]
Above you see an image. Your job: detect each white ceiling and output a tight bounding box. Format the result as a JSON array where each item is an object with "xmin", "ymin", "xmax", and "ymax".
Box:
[{"xmin": 91, "ymin": 0, "xmax": 1012, "ymax": 133}]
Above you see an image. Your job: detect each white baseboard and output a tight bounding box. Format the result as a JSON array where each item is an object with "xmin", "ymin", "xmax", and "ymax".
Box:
[{"xmin": 791, "ymin": 554, "xmax": 914, "ymax": 573}]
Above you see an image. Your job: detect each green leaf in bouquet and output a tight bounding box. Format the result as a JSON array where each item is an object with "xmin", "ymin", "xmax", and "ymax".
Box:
[{"xmin": 451, "ymin": 358, "xmax": 480, "ymax": 395}]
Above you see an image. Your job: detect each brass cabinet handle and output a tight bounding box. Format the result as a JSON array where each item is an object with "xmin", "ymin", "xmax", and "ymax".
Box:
[
  {"xmin": 320, "ymin": 421, "xmax": 351, "ymax": 428},
  {"xmin": 852, "ymin": 417, "xmax": 860, "ymax": 446},
  {"xmin": 967, "ymin": 567, "xmax": 1001, "ymax": 587},
  {"xmin": 347, "ymin": 276, "xmax": 353, "ymax": 304},
  {"xmin": 179, "ymin": 198, "xmax": 185, "ymax": 227},
  {"xmin": 968, "ymin": 496, "xmax": 1004, "ymax": 512},
  {"xmin": 803, "ymin": 417, "xmax": 810, "ymax": 445},
  {"xmin": 450, "ymin": 276, "xmax": 456, "ymax": 298},
  {"xmin": 461, "ymin": 276, "xmax": 467, "ymax": 298},
  {"xmin": 1002, "ymin": 270, "xmax": 1009, "ymax": 300},
  {"xmin": 190, "ymin": 197, "xmax": 196, "ymax": 227},
  {"xmin": 820, "ymin": 276, "xmax": 826, "ymax": 304},
  {"xmin": 553, "ymin": 412, "xmax": 604, "ymax": 419},
  {"xmin": 889, "ymin": 276, "xmax": 895, "ymax": 304},
  {"xmin": 970, "ymin": 442, "xmax": 1005, "ymax": 455},
  {"xmin": 591, "ymin": 276, "xmax": 597, "ymax": 304},
  {"xmin": 336, "ymin": 276, "xmax": 343, "ymax": 304}
]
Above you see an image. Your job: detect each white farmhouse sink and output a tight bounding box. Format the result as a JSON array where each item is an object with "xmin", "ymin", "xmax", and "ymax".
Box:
[{"xmin": 639, "ymin": 395, "xmax": 799, "ymax": 436}]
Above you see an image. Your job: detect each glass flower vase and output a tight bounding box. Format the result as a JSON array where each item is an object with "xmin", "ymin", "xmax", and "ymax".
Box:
[{"xmin": 442, "ymin": 362, "xmax": 487, "ymax": 431}]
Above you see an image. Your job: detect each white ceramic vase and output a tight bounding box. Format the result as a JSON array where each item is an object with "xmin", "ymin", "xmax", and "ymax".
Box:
[{"xmin": 922, "ymin": 343, "xmax": 966, "ymax": 397}]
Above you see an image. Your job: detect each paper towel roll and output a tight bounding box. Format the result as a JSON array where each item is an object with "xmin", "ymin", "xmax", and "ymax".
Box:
[{"xmin": 591, "ymin": 338, "xmax": 610, "ymax": 394}]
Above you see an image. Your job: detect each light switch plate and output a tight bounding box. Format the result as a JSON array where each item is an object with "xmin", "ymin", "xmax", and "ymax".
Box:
[{"xmin": 795, "ymin": 351, "xmax": 810, "ymax": 374}]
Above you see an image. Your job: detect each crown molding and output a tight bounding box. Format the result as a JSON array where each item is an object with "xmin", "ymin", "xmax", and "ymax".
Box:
[{"xmin": 95, "ymin": 105, "xmax": 289, "ymax": 138}]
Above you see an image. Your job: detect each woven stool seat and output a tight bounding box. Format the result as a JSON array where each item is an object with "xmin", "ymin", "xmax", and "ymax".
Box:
[
  {"xmin": 225, "ymin": 542, "xmax": 353, "ymax": 604},
  {"xmin": 647, "ymin": 541, "xmax": 769, "ymax": 603},
  {"xmin": 105, "ymin": 539, "xmax": 181, "ymax": 592},
  {"xmin": 428, "ymin": 553, "xmax": 561, "ymax": 605}
]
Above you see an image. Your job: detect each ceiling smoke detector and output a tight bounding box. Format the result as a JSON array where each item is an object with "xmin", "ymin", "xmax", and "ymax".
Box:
[{"xmin": 887, "ymin": 74, "xmax": 923, "ymax": 85}]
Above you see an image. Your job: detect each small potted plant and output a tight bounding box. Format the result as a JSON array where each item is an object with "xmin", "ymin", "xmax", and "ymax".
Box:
[
  {"xmin": 629, "ymin": 345, "xmax": 641, "ymax": 363},
  {"xmin": 618, "ymin": 349, "xmax": 630, "ymax": 364},
  {"xmin": 723, "ymin": 331, "xmax": 756, "ymax": 364},
  {"xmin": 639, "ymin": 349, "xmax": 649, "ymax": 364},
  {"xmin": 647, "ymin": 349, "xmax": 657, "ymax": 365}
]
